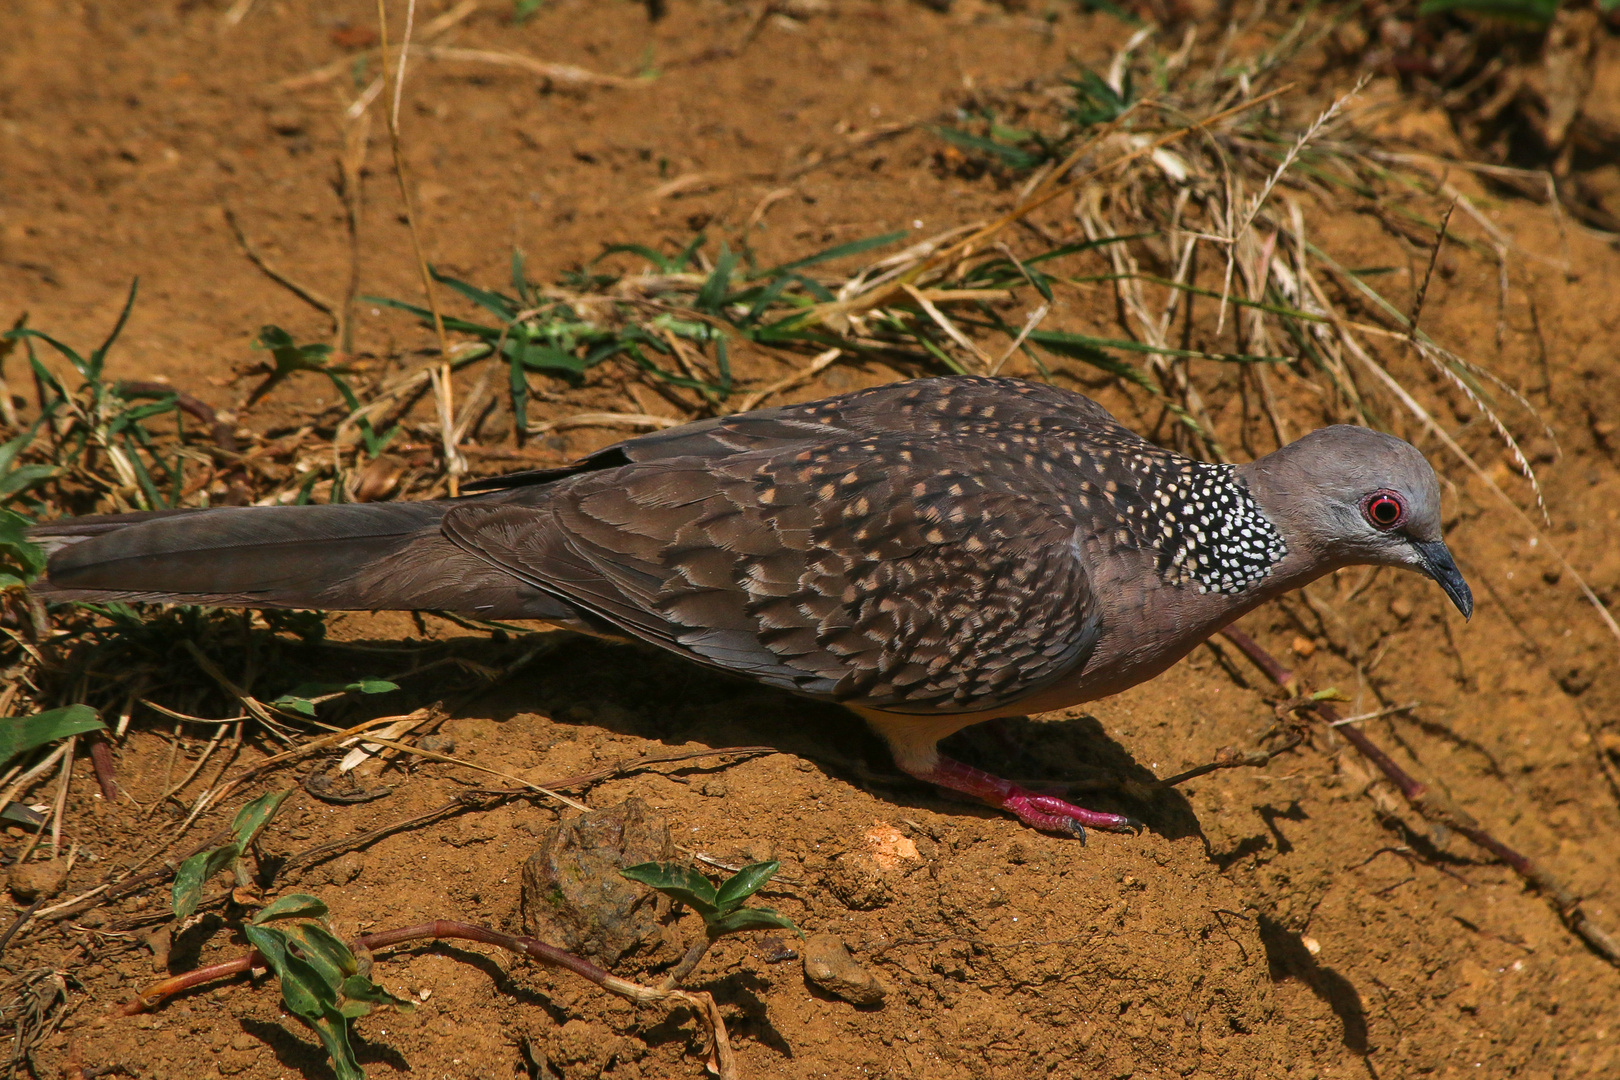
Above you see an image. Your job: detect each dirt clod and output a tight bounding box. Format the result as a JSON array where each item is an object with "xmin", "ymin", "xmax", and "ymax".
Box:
[
  {"xmin": 803, "ymin": 932, "xmax": 886, "ymax": 1006},
  {"xmin": 519, "ymin": 797, "xmax": 675, "ymax": 968},
  {"xmin": 823, "ymin": 850, "xmax": 893, "ymax": 910},
  {"xmin": 321, "ymin": 852, "xmax": 365, "ymax": 886},
  {"xmin": 6, "ymin": 857, "xmax": 69, "ymax": 901}
]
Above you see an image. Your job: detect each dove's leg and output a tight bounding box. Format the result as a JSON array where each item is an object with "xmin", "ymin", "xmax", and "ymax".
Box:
[{"xmin": 860, "ymin": 710, "xmax": 1143, "ymax": 840}]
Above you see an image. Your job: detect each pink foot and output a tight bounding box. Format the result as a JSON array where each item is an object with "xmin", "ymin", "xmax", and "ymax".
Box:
[{"xmin": 915, "ymin": 755, "xmax": 1143, "ymax": 841}]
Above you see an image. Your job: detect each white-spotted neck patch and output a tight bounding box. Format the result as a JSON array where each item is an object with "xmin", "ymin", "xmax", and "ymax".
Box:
[{"xmin": 1118, "ymin": 460, "xmax": 1288, "ymax": 593}]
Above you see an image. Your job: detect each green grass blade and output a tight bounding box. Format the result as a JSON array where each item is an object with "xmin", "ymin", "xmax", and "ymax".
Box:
[
  {"xmin": 429, "ymin": 266, "xmax": 519, "ymax": 321},
  {"xmin": 696, "ymin": 243, "xmax": 740, "ymax": 312},
  {"xmin": 1417, "ymin": 0, "xmax": 1555, "ymax": 20},
  {"xmin": 87, "ymin": 279, "xmax": 139, "ymax": 380},
  {"xmin": 930, "ymin": 126, "xmax": 1044, "ymax": 170},
  {"xmin": 596, "ymin": 242, "xmax": 677, "ymax": 273},
  {"xmin": 760, "ymin": 230, "xmax": 909, "ymax": 278},
  {"xmin": 6, "ymin": 329, "xmax": 92, "ymax": 380}
]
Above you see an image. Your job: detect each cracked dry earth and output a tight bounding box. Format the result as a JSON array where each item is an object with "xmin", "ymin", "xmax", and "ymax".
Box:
[{"xmin": 4, "ymin": 1, "xmax": 1620, "ymax": 1079}]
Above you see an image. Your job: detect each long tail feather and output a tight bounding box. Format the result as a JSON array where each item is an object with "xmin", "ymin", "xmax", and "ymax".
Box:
[{"xmin": 28, "ymin": 502, "xmax": 580, "ymax": 621}]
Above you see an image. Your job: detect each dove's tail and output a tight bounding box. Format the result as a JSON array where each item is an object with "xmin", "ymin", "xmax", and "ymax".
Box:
[{"xmin": 26, "ymin": 502, "xmax": 579, "ymax": 621}]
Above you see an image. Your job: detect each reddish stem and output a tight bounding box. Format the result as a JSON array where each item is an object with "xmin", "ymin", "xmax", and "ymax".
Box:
[
  {"xmin": 86, "ymin": 732, "xmax": 119, "ymax": 801},
  {"xmin": 117, "ymin": 919, "xmax": 736, "ymax": 1077},
  {"xmin": 1219, "ymin": 625, "xmax": 1620, "ymax": 963},
  {"xmin": 124, "ymin": 923, "xmax": 613, "ymax": 1014}
]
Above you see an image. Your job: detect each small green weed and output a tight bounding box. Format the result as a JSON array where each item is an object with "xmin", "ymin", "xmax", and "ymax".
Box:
[
  {"xmin": 622, "ymin": 859, "xmax": 799, "ymax": 939},
  {"xmin": 170, "ymin": 789, "xmax": 292, "ymax": 920},
  {"xmin": 1, "ymin": 282, "xmax": 203, "ymax": 514},
  {"xmin": 243, "ymin": 895, "xmax": 415, "ymax": 1080}
]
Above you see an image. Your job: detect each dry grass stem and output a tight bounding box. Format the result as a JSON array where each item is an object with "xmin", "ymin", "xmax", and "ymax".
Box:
[{"xmin": 733, "ymin": 348, "xmax": 844, "ymax": 413}]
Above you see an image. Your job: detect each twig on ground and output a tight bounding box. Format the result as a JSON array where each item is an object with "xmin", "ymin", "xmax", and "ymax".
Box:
[
  {"xmin": 731, "ymin": 348, "xmax": 844, "ymax": 413},
  {"xmin": 1220, "ymin": 626, "xmax": 1620, "ymax": 966},
  {"xmin": 281, "ymin": 746, "xmax": 773, "ymax": 873},
  {"xmin": 1158, "ymin": 730, "xmax": 1304, "ymax": 787},
  {"xmin": 223, "ymin": 208, "xmax": 339, "ymax": 323}
]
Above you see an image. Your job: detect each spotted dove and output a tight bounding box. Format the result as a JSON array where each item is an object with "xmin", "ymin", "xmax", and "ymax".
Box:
[{"xmin": 29, "ymin": 376, "xmax": 1472, "ymax": 837}]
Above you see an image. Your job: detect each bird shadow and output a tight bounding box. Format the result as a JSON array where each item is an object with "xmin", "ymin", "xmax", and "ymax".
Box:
[
  {"xmin": 1257, "ymin": 914, "xmax": 1370, "ymax": 1055},
  {"xmin": 411, "ymin": 631, "xmax": 1199, "ymax": 840}
]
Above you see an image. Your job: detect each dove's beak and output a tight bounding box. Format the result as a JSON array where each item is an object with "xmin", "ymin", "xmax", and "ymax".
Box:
[{"xmin": 1412, "ymin": 539, "xmax": 1473, "ymax": 620}]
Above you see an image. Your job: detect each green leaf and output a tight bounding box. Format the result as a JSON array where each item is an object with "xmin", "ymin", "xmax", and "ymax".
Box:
[
  {"xmin": 271, "ymin": 679, "xmax": 399, "ymax": 716},
  {"xmin": 0, "ymin": 508, "xmax": 46, "ymax": 589},
  {"xmin": 270, "ymin": 696, "xmax": 317, "ymax": 717},
  {"xmin": 705, "ymin": 905, "xmax": 801, "ymax": 938},
  {"xmin": 429, "ymin": 266, "xmax": 520, "ymax": 322},
  {"xmin": 620, "ymin": 862, "xmax": 719, "ymax": 914},
  {"xmin": 282, "ymin": 921, "xmax": 360, "ymax": 988},
  {"xmin": 695, "ymin": 243, "xmax": 740, "ymax": 313},
  {"xmin": 713, "ymin": 860, "xmax": 780, "ymax": 912},
  {"xmin": 245, "ymin": 923, "xmax": 366, "ymax": 1080},
  {"xmin": 255, "ymin": 325, "xmax": 335, "ymax": 377},
  {"xmin": 931, "ymin": 126, "xmax": 1044, "ymax": 171},
  {"xmin": 171, "ymin": 843, "xmax": 241, "ymax": 921},
  {"xmin": 245, "ymin": 908, "xmax": 412, "ymax": 1080},
  {"xmin": 252, "ymin": 893, "xmax": 330, "ymax": 923},
  {"xmin": 0, "ymin": 704, "xmax": 104, "ymax": 769},
  {"xmin": 230, "ymin": 789, "xmax": 293, "ymax": 851},
  {"xmin": 338, "ymin": 973, "xmax": 416, "ymax": 1019}
]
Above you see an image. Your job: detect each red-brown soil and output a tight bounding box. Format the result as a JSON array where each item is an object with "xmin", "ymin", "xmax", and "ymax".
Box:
[{"xmin": 4, "ymin": 2, "xmax": 1620, "ymax": 1079}]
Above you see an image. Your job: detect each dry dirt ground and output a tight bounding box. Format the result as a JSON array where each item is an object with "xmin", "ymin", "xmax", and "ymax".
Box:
[{"xmin": 4, "ymin": 1, "xmax": 1620, "ymax": 1079}]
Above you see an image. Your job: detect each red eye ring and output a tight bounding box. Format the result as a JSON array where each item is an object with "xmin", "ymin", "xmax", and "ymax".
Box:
[{"xmin": 1363, "ymin": 491, "xmax": 1405, "ymax": 530}]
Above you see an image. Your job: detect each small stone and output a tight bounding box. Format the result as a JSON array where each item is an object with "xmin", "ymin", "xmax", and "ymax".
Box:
[
  {"xmin": 323, "ymin": 853, "xmax": 365, "ymax": 886},
  {"xmin": 802, "ymin": 933, "xmax": 885, "ymax": 1006},
  {"xmin": 7, "ymin": 857, "xmax": 70, "ymax": 901},
  {"xmin": 863, "ymin": 822, "xmax": 919, "ymax": 871},
  {"xmin": 1289, "ymin": 636, "xmax": 1317, "ymax": 658},
  {"xmin": 265, "ymin": 108, "xmax": 306, "ymax": 136},
  {"xmin": 1388, "ymin": 597, "xmax": 1414, "ymax": 620},
  {"xmin": 756, "ymin": 935, "xmax": 798, "ymax": 963},
  {"xmin": 417, "ymin": 734, "xmax": 456, "ymax": 755}
]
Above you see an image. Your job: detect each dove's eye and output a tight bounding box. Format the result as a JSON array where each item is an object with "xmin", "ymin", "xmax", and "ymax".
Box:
[{"xmin": 1363, "ymin": 491, "xmax": 1405, "ymax": 530}]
